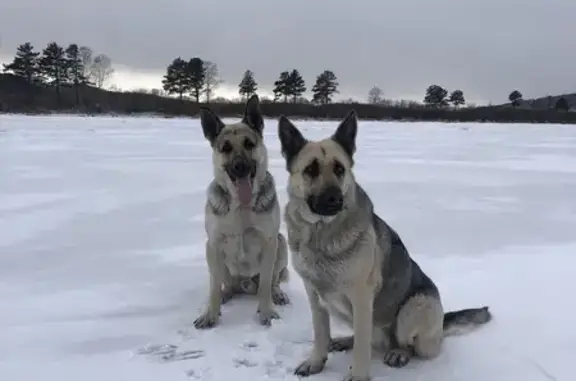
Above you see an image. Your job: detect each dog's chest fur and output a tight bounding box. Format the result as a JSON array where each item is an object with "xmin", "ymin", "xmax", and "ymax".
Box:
[
  {"xmin": 220, "ymin": 228, "xmax": 263, "ymax": 276},
  {"xmin": 286, "ymin": 206, "xmax": 375, "ymax": 321},
  {"xmin": 292, "ymin": 243, "xmax": 355, "ymax": 321},
  {"xmin": 206, "ymin": 172, "xmax": 279, "ymax": 277}
]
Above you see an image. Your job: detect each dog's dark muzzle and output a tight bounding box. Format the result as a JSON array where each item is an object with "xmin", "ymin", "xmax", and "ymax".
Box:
[
  {"xmin": 307, "ymin": 186, "xmax": 344, "ymax": 216},
  {"xmin": 226, "ymin": 157, "xmax": 256, "ymax": 181}
]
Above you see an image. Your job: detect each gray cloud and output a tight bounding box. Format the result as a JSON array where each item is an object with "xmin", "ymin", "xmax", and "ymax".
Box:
[{"xmin": 1, "ymin": 0, "xmax": 575, "ymax": 104}]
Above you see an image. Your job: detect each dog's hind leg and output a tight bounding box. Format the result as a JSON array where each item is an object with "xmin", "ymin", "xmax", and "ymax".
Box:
[
  {"xmin": 271, "ymin": 233, "xmax": 290, "ymax": 305},
  {"xmin": 221, "ymin": 269, "xmax": 241, "ymax": 304},
  {"xmin": 329, "ymin": 326, "xmax": 393, "ymax": 353},
  {"xmin": 383, "ymin": 294, "xmax": 444, "ymax": 368},
  {"xmin": 329, "ymin": 336, "xmax": 354, "ymax": 352}
]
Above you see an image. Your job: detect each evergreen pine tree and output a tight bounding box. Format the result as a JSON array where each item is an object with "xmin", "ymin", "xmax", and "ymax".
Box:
[
  {"xmin": 448, "ymin": 89, "xmax": 465, "ymax": 108},
  {"xmin": 3, "ymin": 42, "xmax": 42, "ymax": 85},
  {"xmin": 65, "ymin": 44, "xmax": 88, "ymax": 105},
  {"xmin": 162, "ymin": 57, "xmax": 192, "ymax": 100},
  {"xmin": 273, "ymin": 71, "xmax": 290, "ymax": 102},
  {"xmin": 312, "ymin": 70, "xmax": 339, "ymax": 104},
  {"xmin": 424, "ymin": 85, "xmax": 449, "ymax": 107},
  {"xmin": 286, "ymin": 69, "xmax": 306, "ymax": 103},
  {"xmin": 39, "ymin": 42, "xmax": 69, "ymax": 104},
  {"xmin": 508, "ymin": 90, "xmax": 523, "ymax": 107},
  {"xmin": 238, "ymin": 70, "xmax": 258, "ymax": 99},
  {"xmin": 187, "ymin": 57, "xmax": 206, "ymax": 103}
]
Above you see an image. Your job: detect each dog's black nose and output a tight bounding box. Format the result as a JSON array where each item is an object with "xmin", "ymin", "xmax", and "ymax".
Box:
[
  {"xmin": 231, "ymin": 158, "xmax": 250, "ymax": 178},
  {"xmin": 321, "ymin": 186, "xmax": 343, "ymax": 208},
  {"xmin": 308, "ymin": 186, "xmax": 344, "ymax": 216},
  {"xmin": 322, "ymin": 187, "xmax": 343, "ymax": 207}
]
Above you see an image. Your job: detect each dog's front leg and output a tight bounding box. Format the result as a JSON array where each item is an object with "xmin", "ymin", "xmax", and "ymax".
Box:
[
  {"xmin": 194, "ymin": 241, "xmax": 224, "ymax": 329},
  {"xmin": 256, "ymin": 236, "xmax": 279, "ymax": 325},
  {"xmin": 294, "ymin": 281, "xmax": 331, "ymax": 377},
  {"xmin": 271, "ymin": 233, "xmax": 290, "ymax": 305},
  {"xmin": 343, "ymin": 284, "xmax": 375, "ymax": 381}
]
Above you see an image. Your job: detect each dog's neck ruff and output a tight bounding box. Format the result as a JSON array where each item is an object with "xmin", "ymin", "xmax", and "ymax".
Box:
[
  {"xmin": 286, "ymin": 183, "xmax": 370, "ymax": 257},
  {"xmin": 288, "ymin": 202, "xmax": 369, "ymax": 263}
]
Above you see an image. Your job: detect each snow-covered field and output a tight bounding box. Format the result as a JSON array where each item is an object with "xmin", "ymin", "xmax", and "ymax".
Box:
[{"xmin": 1, "ymin": 114, "xmax": 575, "ymax": 381}]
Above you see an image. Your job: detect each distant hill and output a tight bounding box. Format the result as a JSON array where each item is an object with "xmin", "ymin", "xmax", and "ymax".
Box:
[
  {"xmin": 523, "ymin": 93, "xmax": 576, "ymax": 110},
  {"xmin": 496, "ymin": 93, "xmax": 576, "ymax": 110},
  {"xmin": 2, "ymin": 73, "xmax": 576, "ymax": 124}
]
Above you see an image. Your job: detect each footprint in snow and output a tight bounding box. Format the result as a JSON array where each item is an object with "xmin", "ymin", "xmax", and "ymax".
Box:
[
  {"xmin": 135, "ymin": 343, "xmax": 205, "ymax": 363},
  {"xmin": 241, "ymin": 340, "xmax": 259, "ymax": 350},
  {"xmin": 233, "ymin": 357, "xmax": 259, "ymax": 368}
]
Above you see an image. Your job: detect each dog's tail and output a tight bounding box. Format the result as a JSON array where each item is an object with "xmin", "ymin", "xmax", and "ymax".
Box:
[{"xmin": 443, "ymin": 306, "xmax": 492, "ymax": 337}]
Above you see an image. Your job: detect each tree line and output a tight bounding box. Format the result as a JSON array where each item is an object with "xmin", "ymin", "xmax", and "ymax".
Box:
[
  {"xmin": 2, "ymin": 42, "xmax": 575, "ymax": 122},
  {"xmin": 162, "ymin": 56, "xmax": 339, "ymax": 105},
  {"xmin": 162, "ymin": 56, "xmax": 575, "ymax": 112},
  {"xmin": 2, "ymin": 42, "xmax": 114, "ymax": 105}
]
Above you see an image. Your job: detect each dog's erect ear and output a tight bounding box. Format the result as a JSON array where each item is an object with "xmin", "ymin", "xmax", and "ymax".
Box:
[
  {"xmin": 242, "ymin": 94, "xmax": 264, "ymax": 136},
  {"xmin": 331, "ymin": 110, "xmax": 358, "ymax": 158},
  {"xmin": 200, "ymin": 107, "xmax": 225, "ymax": 144},
  {"xmin": 278, "ymin": 115, "xmax": 307, "ymax": 169}
]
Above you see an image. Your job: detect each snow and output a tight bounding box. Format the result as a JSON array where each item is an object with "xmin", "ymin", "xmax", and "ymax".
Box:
[{"xmin": 1, "ymin": 114, "xmax": 575, "ymax": 381}]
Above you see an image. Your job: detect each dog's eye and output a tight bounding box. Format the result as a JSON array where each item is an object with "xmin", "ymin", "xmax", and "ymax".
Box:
[
  {"xmin": 221, "ymin": 141, "xmax": 233, "ymax": 153},
  {"xmin": 333, "ymin": 161, "xmax": 345, "ymax": 177},
  {"xmin": 243, "ymin": 139, "xmax": 255, "ymax": 150},
  {"xmin": 303, "ymin": 159, "xmax": 320, "ymax": 178}
]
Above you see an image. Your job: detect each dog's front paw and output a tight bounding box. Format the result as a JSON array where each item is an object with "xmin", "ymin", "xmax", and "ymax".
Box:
[
  {"xmin": 342, "ymin": 368, "xmax": 371, "ymax": 381},
  {"xmin": 256, "ymin": 305, "xmax": 279, "ymax": 326},
  {"xmin": 193, "ymin": 310, "xmax": 220, "ymax": 329},
  {"xmin": 294, "ymin": 356, "xmax": 327, "ymax": 376},
  {"xmin": 383, "ymin": 348, "xmax": 412, "ymax": 368},
  {"xmin": 272, "ymin": 287, "xmax": 290, "ymax": 305}
]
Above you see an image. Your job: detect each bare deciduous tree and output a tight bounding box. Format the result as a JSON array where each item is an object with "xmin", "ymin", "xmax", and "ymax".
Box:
[
  {"xmin": 368, "ymin": 85, "xmax": 383, "ymax": 104},
  {"xmin": 90, "ymin": 54, "xmax": 114, "ymax": 88},
  {"xmin": 150, "ymin": 88, "xmax": 166, "ymax": 97},
  {"xmin": 79, "ymin": 46, "xmax": 93, "ymax": 83},
  {"xmin": 203, "ymin": 61, "xmax": 222, "ymax": 103}
]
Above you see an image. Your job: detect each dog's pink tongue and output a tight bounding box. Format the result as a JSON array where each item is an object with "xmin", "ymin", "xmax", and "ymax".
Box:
[{"xmin": 235, "ymin": 178, "xmax": 253, "ymax": 206}]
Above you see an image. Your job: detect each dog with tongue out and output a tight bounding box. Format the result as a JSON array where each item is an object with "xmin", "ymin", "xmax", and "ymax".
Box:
[
  {"xmin": 227, "ymin": 156, "xmax": 255, "ymax": 208},
  {"xmin": 194, "ymin": 95, "xmax": 290, "ymax": 329}
]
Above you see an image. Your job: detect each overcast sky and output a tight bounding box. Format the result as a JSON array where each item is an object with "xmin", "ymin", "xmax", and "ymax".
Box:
[{"xmin": 1, "ymin": 0, "xmax": 575, "ymax": 104}]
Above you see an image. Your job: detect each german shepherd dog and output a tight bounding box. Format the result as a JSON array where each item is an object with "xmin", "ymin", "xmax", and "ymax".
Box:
[
  {"xmin": 277, "ymin": 111, "xmax": 491, "ymax": 380},
  {"xmin": 193, "ymin": 95, "xmax": 289, "ymax": 329}
]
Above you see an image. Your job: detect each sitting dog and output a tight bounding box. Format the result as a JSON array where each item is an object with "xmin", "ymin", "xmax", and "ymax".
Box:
[
  {"xmin": 277, "ymin": 111, "xmax": 491, "ymax": 381},
  {"xmin": 193, "ymin": 95, "xmax": 289, "ymax": 329}
]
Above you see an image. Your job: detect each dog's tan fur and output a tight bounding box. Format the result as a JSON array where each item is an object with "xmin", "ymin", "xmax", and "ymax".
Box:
[
  {"xmin": 278, "ymin": 112, "xmax": 491, "ymax": 381},
  {"xmin": 193, "ymin": 95, "xmax": 290, "ymax": 329}
]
